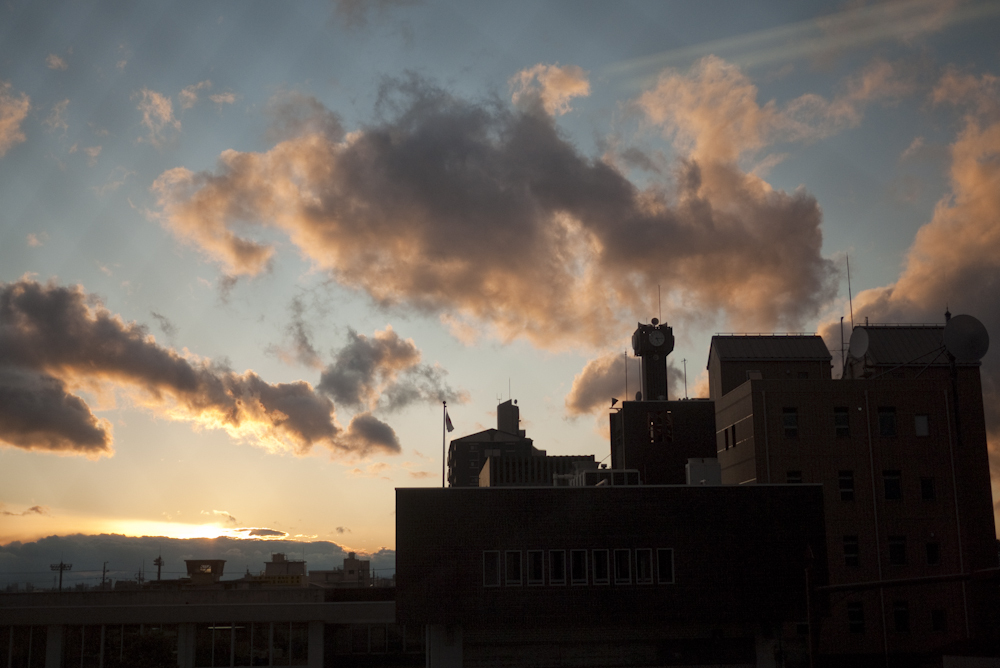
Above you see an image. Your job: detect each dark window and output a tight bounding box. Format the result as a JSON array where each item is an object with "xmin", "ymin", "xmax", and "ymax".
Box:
[
  {"xmin": 931, "ymin": 609, "xmax": 947, "ymax": 632},
  {"xmin": 847, "ymin": 602, "xmax": 865, "ymax": 634},
  {"xmin": 839, "ymin": 470, "xmax": 855, "ymax": 501},
  {"xmin": 834, "ymin": 407, "xmax": 850, "ymax": 437},
  {"xmin": 797, "ymin": 371, "xmax": 809, "ymax": 379},
  {"xmin": 843, "ymin": 535, "xmax": 859, "ymax": 568},
  {"xmin": 469, "ymin": 459, "xmax": 479, "ymax": 468},
  {"xmin": 921, "ymin": 477, "xmax": 936, "ymax": 501},
  {"xmin": 570, "ymin": 550, "xmax": 587, "ymax": 585},
  {"xmin": 783, "ymin": 408, "xmax": 798, "ymax": 438},
  {"xmin": 647, "ymin": 410, "xmax": 673, "ymax": 444},
  {"xmin": 635, "ymin": 549, "xmax": 653, "ymax": 584},
  {"xmin": 483, "ymin": 551, "xmax": 500, "ymax": 587},
  {"xmin": 879, "ymin": 407, "xmax": 897, "ymax": 437},
  {"xmin": 657, "ymin": 548, "xmax": 675, "ymax": 584},
  {"xmin": 527, "ymin": 550, "xmax": 544, "ymax": 585},
  {"xmin": 889, "ymin": 536, "xmax": 907, "ymax": 565},
  {"xmin": 614, "ymin": 549, "xmax": 631, "ymax": 584},
  {"xmin": 884, "ymin": 470, "xmax": 902, "ymax": 500},
  {"xmin": 926, "ymin": 542, "xmax": 940, "ymax": 566},
  {"xmin": 505, "ymin": 551, "xmax": 521, "ymax": 585},
  {"xmin": 786, "ymin": 470, "xmax": 803, "ymax": 484},
  {"xmin": 592, "ymin": 550, "xmax": 609, "ymax": 585},
  {"xmin": 914, "ymin": 414, "xmax": 930, "ymax": 437},
  {"xmin": 549, "ymin": 551, "xmax": 566, "ymax": 585},
  {"xmin": 730, "ymin": 424, "xmax": 737, "ymax": 448},
  {"xmin": 724, "ymin": 429, "xmax": 729, "ymax": 449},
  {"xmin": 893, "ymin": 601, "xmax": 910, "ymax": 633}
]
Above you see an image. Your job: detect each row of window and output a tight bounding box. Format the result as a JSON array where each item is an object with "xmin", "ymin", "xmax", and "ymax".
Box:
[
  {"xmin": 780, "ymin": 407, "xmax": 930, "ymax": 439},
  {"xmin": 785, "ymin": 470, "xmax": 938, "ymax": 502},
  {"xmin": 846, "ymin": 600, "xmax": 947, "ymax": 634},
  {"xmin": 842, "ymin": 535, "xmax": 940, "ymax": 568},
  {"xmin": 483, "ymin": 549, "xmax": 675, "ymax": 587}
]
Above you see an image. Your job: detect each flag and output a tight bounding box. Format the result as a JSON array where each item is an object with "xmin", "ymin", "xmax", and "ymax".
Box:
[{"xmin": 445, "ymin": 410, "xmax": 454, "ymax": 432}]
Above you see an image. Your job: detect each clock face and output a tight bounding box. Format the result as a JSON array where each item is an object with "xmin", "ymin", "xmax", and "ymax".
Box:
[{"xmin": 649, "ymin": 330, "xmax": 666, "ymax": 347}]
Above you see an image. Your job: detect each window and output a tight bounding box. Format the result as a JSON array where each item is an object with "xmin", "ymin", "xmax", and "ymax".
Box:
[
  {"xmin": 926, "ymin": 542, "xmax": 940, "ymax": 566},
  {"xmin": 888, "ymin": 536, "xmax": 907, "ymax": 565},
  {"xmin": 647, "ymin": 410, "xmax": 673, "ymax": 444},
  {"xmin": 786, "ymin": 470, "xmax": 803, "ymax": 484},
  {"xmin": 884, "ymin": 470, "xmax": 902, "ymax": 500},
  {"xmin": 635, "ymin": 549, "xmax": 653, "ymax": 585},
  {"xmin": 657, "ymin": 548, "xmax": 675, "ymax": 584},
  {"xmin": 893, "ymin": 601, "xmax": 909, "ymax": 633},
  {"xmin": 847, "ymin": 602, "xmax": 865, "ymax": 634},
  {"xmin": 834, "ymin": 407, "xmax": 850, "ymax": 437},
  {"xmin": 527, "ymin": 550, "xmax": 544, "ymax": 585},
  {"xmin": 921, "ymin": 477, "xmax": 936, "ymax": 501},
  {"xmin": 483, "ymin": 551, "xmax": 500, "ymax": 587},
  {"xmin": 592, "ymin": 550, "xmax": 609, "ymax": 585},
  {"xmin": 469, "ymin": 459, "xmax": 479, "ymax": 468},
  {"xmin": 614, "ymin": 550, "xmax": 631, "ymax": 584},
  {"xmin": 914, "ymin": 414, "xmax": 929, "ymax": 437},
  {"xmin": 505, "ymin": 551, "xmax": 522, "ymax": 586},
  {"xmin": 782, "ymin": 408, "xmax": 798, "ymax": 438},
  {"xmin": 723, "ymin": 429, "xmax": 729, "ymax": 449},
  {"xmin": 843, "ymin": 535, "xmax": 859, "ymax": 568},
  {"xmin": 931, "ymin": 609, "xmax": 947, "ymax": 632},
  {"xmin": 797, "ymin": 371, "xmax": 809, "ymax": 379},
  {"xmin": 879, "ymin": 407, "xmax": 897, "ymax": 437},
  {"xmin": 549, "ymin": 551, "xmax": 566, "ymax": 585},
  {"xmin": 570, "ymin": 550, "xmax": 588, "ymax": 585},
  {"xmin": 839, "ymin": 470, "xmax": 855, "ymax": 501}
]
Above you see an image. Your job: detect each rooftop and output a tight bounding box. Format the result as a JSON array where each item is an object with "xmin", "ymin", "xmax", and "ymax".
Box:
[{"xmin": 708, "ymin": 334, "xmax": 832, "ymax": 367}]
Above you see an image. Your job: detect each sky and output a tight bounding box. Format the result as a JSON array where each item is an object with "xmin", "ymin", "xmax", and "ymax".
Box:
[{"xmin": 2, "ymin": 0, "xmax": 1000, "ymax": 584}]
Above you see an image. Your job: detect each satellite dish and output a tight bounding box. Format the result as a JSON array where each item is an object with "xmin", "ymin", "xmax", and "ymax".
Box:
[
  {"xmin": 848, "ymin": 327, "xmax": 869, "ymax": 359},
  {"xmin": 944, "ymin": 314, "xmax": 990, "ymax": 362}
]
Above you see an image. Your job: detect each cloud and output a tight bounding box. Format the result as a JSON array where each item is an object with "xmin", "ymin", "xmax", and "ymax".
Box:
[
  {"xmin": 153, "ymin": 73, "xmax": 838, "ymax": 348},
  {"xmin": 1, "ymin": 505, "xmax": 48, "ymax": 516},
  {"xmin": 565, "ymin": 352, "xmax": 644, "ymax": 416},
  {"xmin": 818, "ymin": 67, "xmax": 1000, "ymax": 526},
  {"xmin": 318, "ymin": 326, "xmax": 464, "ymax": 411},
  {"xmin": 150, "ymin": 311, "xmax": 177, "ymax": 341},
  {"xmin": 900, "ymin": 136, "xmax": 925, "ymax": 161},
  {"xmin": 269, "ymin": 296, "xmax": 322, "ymax": 369},
  {"xmin": 26, "ymin": 233, "xmax": 47, "ymax": 248},
  {"xmin": 209, "ymin": 92, "xmax": 237, "ymax": 106},
  {"xmin": 0, "ymin": 278, "xmax": 400, "ymax": 458},
  {"xmin": 134, "ymin": 88, "xmax": 180, "ymax": 147},
  {"xmin": 93, "ymin": 167, "xmax": 135, "ymax": 196},
  {"xmin": 242, "ymin": 528, "xmax": 287, "ymax": 537},
  {"xmin": 331, "ymin": 0, "xmax": 416, "ymax": 26},
  {"xmin": 179, "ymin": 80, "xmax": 212, "ymax": 110},
  {"xmin": 0, "ymin": 82, "xmax": 30, "ymax": 157},
  {"xmin": 335, "ymin": 526, "xmax": 350, "ymax": 534},
  {"xmin": 407, "ymin": 470, "xmax": 434, "ymax": 479},
  {"xmin": 83, "ymin": 146, "xmax": 102, "ymax": 166},
  {"xmin": 264, "ymin": 91, "xmax": 344, "ymax": 143},
  {"xmin": 203, "ymin": 509, "xmax": 238, "ymax": 525},
  {"xmin": 44, "ymin": 99, "xmax": 69, "ymax": 134},
  {"xmin": 46, "ymin": 54, "xmax": 68, "ymax": 71},
  {"xmin": 511, "ymin": 63, "xmax": 590, "ymax": 116}
]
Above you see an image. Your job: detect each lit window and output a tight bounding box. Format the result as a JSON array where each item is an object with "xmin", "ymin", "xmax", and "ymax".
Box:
[
  {"xmin": 878, "ymin": 407, "xmax": 897, "ymax": 437},
  {"xmin": 505, "ymin": 551, "xmax": 521, "ymax": 586},
  {"xmin": 657, "ymin": 549, "xmax": 674, "ymax": 584},
  {"xmin": 483, "ymin": 551, "xmax": 500, "ymax": 587},
  {"xmin": 549, "ymin": 551, "xmax": 566, "ymax": 585},
  {"xmin": 635, "ymin": 549, "xmax": 653, "ymax": 585},
  {"xmin": 839, "ymin": 471, "xmax": 855, "ymax": 501},
  {"xmin": 834, "ymin": 407, "xmax": 850, "ymax": 438},
  {"xmin": 914, "ymin": 414, "xmax": 929, "ymax": 437},
  {"xmin": 884, "ymin": 470, "xmax": 902, "ymax": 500},
  {"xmin": 592, "ymin": 550, "xmax": 609, "ymax": 585},
  {"xmin": 614, "ymin": 549, "xmax": 631, "ymax": 585},
  {"xmin": 527, "ymin": 550, "xmax": 544, "ymax": 585},
  {"xmin": 570, "ymin": 550, "xmax": 588, "ymax": 585},
  {"xmin": 888, "ymin": 536, "xmax": 906, "ymax": 565},
  {"xmin": 782, "ymin": 408, "xmax": 798, "ymax": 438}
]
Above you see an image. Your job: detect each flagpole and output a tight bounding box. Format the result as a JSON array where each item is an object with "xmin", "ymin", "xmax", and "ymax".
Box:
[{"xmin": 442, "ymin": 401, "xmax": 447, "ymax": 488}]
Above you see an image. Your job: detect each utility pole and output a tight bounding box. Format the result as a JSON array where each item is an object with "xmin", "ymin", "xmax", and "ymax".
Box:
[
  {"xmin": 50, "ymin": 561, "xmax": 72, "ymax": 591},
  {"xmin": 154, "ymin": 556, "xmax": 163, "ymax": 581},
  {"xmin": 101, "ymin": 562, "xmax": 108, "ymax": 589}
]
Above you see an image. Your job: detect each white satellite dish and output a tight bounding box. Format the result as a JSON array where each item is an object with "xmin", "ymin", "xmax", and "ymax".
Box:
[
  {"xmin": 848, "ymin": 327, "xmax": 869, "ymax": 359},
  {"xmin": 944, "ymin": 314, "xmax": 990, "ymax": 362}
]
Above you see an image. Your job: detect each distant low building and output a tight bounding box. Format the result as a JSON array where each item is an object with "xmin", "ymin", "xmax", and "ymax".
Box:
[{"xmin": 308, "ymin": 552, "xmax": 372, "ymax": 588}]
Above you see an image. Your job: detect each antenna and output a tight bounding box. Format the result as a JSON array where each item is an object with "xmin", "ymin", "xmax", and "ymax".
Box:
[
  {"xmin": 682, "ymin": 359, "xmax": 688, "ymax": 399},
  {"xmin": 508, "ymin": 378, "xmax": 511, "ymax": 401},
  {"xmin": 847, "ymin": 255, "xmax": 854, "ymax": 329},
  {"xmin": 657, "ymin": 285, "xmax": 661, "ymax": 323},
  {"xmin": 624, "ymin": 350, "xmax": 628, "ymax": 402}
]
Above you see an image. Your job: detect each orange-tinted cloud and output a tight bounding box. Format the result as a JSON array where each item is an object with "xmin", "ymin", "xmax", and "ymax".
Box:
[
  {"xmin": 0, "ymin": 279, "xmax": 399, "ymax": 458},
  {"xmin": 180, "ymin": 80, "xmax": 212, "ymax": 110},
  {"xmin": 154, "ymin": 76, "xmax": 837, "ymax": 348},
  {"xmin": 0, "ymin": 82, "xmax": 30, "ymax": 157},
  {"xmin": 134, "ymin": 88, "xmax": 180, "ymax": 147},
  {"xmin": 511, "ymin": 63, "xmax": 590, "ymax": 116},
  {"xmin": 565, "ymin": 351, "xmax": 683, "ymax": 417}
]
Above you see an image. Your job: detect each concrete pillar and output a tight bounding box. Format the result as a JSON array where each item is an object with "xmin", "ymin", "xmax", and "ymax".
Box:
[
  {"xmin": 307, "ymin": 622, "xmax": 324, "ymax": 668},
  {"xmin": 176, "ymin": 623, "xmax": 196, "ymax": 668},
  {"xmin": 425, "ymin": 625, "xmax": 462, "ymax": 668},
  {"xmin": 44, "ymin": 625, "xmax": 63, "ymax": 668}
]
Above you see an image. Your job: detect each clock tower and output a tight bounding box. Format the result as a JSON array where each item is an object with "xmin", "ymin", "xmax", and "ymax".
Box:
[{"xmin": 631, "ymin": 318, "xmax": 674, "ymax": 401}]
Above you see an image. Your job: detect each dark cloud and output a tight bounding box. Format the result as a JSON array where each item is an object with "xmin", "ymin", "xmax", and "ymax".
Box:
[
  {"xmin": 318, "ymin": 327, "xmax": 464, "ymax": 412},
  {"xmin": 265, "ymin": 91, "xmax": 344, "ymax": 144},
  {"xmin": 0, "ymin": 279, "xmax": 399, "ymax": 457},
  {"xmin": 154, "ymin": 73, "xmax": 837, "ymax": 348},
  {"xmin": 565, "ymin": 352, "xmax": 682, "ymax": 417},
  {"xmin": 0, "ymin": 534, "xmax": 395, "ymax": 589},
  {"xmin": 334, "ymin": 526, "xmax": 350, "ymax": 534},
  {"xmin": 242, "ymin": 528, "xmax": 287, "ymax": 537},
  {"xmin": 1, "ymin": 505, "xmax": 47, "ymax": 517},
  {"xmin": 150, "ymin": 311, "xmax": 177, "ymax": 341},
  {"xmin": 268, "ymin": 296, "xmax": 322, "ymax": 369}
]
